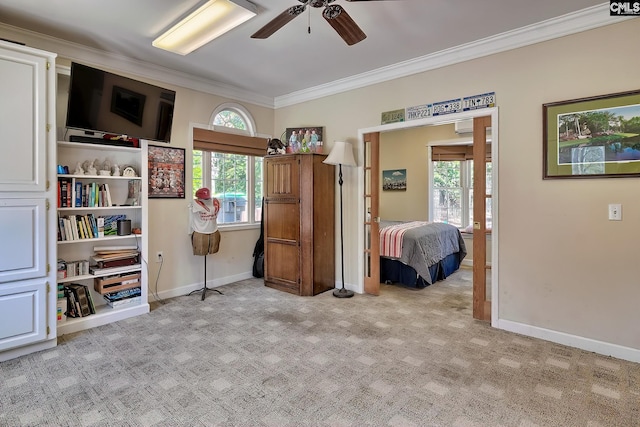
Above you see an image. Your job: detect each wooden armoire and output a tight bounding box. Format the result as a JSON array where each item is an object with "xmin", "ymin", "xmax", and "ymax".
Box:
[{"xmin": 263, "ymin": 153, "xmax": 335, "ymax": 296}]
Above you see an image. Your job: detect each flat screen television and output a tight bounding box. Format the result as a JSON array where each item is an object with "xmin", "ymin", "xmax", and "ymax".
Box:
[{"xmin": 66, "ymin": 62, "xmax": 175, "ymax": 143}]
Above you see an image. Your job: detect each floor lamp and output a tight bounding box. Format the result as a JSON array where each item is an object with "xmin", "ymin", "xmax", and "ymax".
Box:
[{"xmin": 324, "ymin": 141, "xmax": 357, "ymax": 298}]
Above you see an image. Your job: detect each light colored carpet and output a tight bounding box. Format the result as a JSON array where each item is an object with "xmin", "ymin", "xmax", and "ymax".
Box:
[{"xmin": 1, "ymin": 268, "xmax": 638, "ymax": 426}]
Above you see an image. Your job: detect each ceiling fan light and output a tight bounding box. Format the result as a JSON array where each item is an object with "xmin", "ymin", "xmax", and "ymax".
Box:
[{"xmin": 153, "ymin": 0, "xmax": 257, "ymax": 55}]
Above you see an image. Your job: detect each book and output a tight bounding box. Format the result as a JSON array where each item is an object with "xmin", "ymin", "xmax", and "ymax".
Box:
[
  {"xmin": 75, "ymin": 181, "xmax": 83, "ymax": 207},
  {"xmin": 83, "ymin": 284, "xmax": 96, "ymax": 314},
  {"xmin": 105, "ymin": 295, "xmax": 141, "ymax": 309},
  {"xmin": 91, "ymin": 251, "xmax": 139, "ymax": 263},
  {"xmin": 93, "ymin": 245, "xmax": 138, "ymax": 252},
  {"xmin": 89, "ymin": 263, "xmax": 142, "ymax": 276},
  {"xmin": 64, "ymin": 287, "xmax": 80, "ymax": 318},
  {"xmin": 104, "ymin": 286, "xmax": 141, "ymax": 302},
  {"xmin": 66, "ymin": 283, "xmax": 91, "ymax": 317},
  {"xmin": 104, "ymin": 183, "xmax": 113, "ymax": 207},
  {"xmin": 102, "ymin": 215, "xmax": 126, "ymax": 236},
  {"xmin": 93, "ymin": 255, "xmax": 139, "ymax": 269},
  {"xmin": 96, "ymin": 216, "xmax": 105, "ymax": 238}
]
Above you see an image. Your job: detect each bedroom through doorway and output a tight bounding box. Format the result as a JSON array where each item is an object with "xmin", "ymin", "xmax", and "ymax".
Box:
[{"xmin": 358, "ymin": 110, "xmax": 497, "ymax": 322}]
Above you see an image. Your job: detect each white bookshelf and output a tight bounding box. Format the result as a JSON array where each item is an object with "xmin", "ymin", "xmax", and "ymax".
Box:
[{"xmin": 56, "ymin": 139, "xmax": 149, "ymax": 336}]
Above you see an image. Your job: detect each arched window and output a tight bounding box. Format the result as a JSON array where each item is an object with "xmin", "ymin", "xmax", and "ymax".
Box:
[{"xmin": 193, "ymin": 104, "xmax": 263, "ymax": 227}]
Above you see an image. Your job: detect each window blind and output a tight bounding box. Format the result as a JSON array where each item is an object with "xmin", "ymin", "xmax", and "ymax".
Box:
[
  {"xmin": 193, "ymin": 127, "xmax": 268, "ymax": 157},
  {"xmin": 431, "ymin": 144, "xmax": 492, "ymax": 161}
]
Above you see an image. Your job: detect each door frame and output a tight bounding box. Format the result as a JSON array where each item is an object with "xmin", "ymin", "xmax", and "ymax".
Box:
[{"xmin": 356, "ymin": 108, "xmax": 499, "ymax": 327}]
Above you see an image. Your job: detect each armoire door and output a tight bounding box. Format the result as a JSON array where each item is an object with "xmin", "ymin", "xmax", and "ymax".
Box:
[{"xmin": 264, "ymin": 156, "xmax": 301, "ymax": 293}]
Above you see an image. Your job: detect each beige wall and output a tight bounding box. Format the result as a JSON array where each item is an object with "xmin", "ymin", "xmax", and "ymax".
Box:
[
  {"xmin": 275, "ymin": 19, "xmax": 640, "ymax": 352},
  {"xmin": 379, "ymin": 125, "xmax": 456, "ymax": 221}
]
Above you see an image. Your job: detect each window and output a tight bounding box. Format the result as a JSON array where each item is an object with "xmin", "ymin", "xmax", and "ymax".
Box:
[
  {"xmin": 192, "ymin": 104, "xmax": 264, "ymax": 227},
  {"xmin": 431, "ymin": 146, "xmax": 492, "ymax": 229}
]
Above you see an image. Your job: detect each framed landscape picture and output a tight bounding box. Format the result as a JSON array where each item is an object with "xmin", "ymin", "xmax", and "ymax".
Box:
[
  {"xmin": 382, "ymin": 169, "xmax": 407, "ymax": 191},
  {"xmin": 543, "ymin": 89, "xmax": 640, "ymax": 179}
]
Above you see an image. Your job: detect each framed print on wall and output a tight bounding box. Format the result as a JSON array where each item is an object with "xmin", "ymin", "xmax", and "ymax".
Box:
[
  {"xmin": 382, "ymin": 169, "xmax": 407, "ymax": 191},
  {"xmin": 543, "ymin": 89, "xmax": 640, "ymax": 179},
  {"xmin": 148, "ymin": 145, "xmax": 185, "ymax": 198}
]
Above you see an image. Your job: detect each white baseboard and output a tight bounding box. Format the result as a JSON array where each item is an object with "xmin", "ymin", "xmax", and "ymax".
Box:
[
  {"xmin": 460, "ymin": 259, "xmax": 492, "ymax": 268},
  {"xmin": 0, "ymin": 338, "xmax": 57, "ymax": 362},
  {"xmin": 496, "ymin": 318, "xmax": 640, "ymax": 364},
  {"xmin": 150, "ymin": 271, "xmax": 255, "ymax": 300}
]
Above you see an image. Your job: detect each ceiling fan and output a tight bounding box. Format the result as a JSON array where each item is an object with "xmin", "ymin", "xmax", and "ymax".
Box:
[{"xmin": 251, "ymin": 0, "xmax": 386, "ymax": 46}]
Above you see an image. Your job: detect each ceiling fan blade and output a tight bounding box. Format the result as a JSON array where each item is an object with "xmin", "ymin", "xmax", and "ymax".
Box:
[
  {"xmin": 323, "ymin": 5, "xmax": 366, "ymax": 46},
  {"xmin": 251, "ymin": 5, "xmax": 306, "ymax": 39}
]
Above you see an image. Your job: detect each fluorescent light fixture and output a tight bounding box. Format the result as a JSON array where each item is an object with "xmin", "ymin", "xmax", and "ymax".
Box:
[{"xmin": 153, "ymin": 0, "xmax": 257, "ymax": 55}]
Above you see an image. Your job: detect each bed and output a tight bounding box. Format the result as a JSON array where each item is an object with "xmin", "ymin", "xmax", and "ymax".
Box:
[{"xmin": 379, "ymin": 220, "xmax": 466, "ymax": 288}]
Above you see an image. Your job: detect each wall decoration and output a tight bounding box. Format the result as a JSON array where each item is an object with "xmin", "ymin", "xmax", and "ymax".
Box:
[
  {"xmin": 284, "ymin": 127, "xmax": 324, "ymax": 153},
  {"xmin": 432, "ymin": 98, "xmax": 462, "ymax": 116},
  {"xmin": 463, "ymin": 92, "xmax": 496, "ymax": 111},
  {"xmin": 543, "ymin": 89, "xmax": 640, "ymax": 179},
  {"xmin": 382, "ymin": 169, "xmax": 407, "ymax": 191},
  {"xmin": 381, "ymin": 109, "xmax": 405, "ymax": 124},
  {"xmin": 148, "ymin": 145, "xmax": 185, "ymax": 198}
]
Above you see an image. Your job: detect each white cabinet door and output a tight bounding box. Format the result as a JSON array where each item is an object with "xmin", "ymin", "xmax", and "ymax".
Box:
[
  {"xmin": 0, "ymin": 278, "xmax": 47, "ymax": 351},
  {"xmin": 0, "ymin": 45, "xmax": 47, "ymax": 192},
  {"xmin": 0, "ymin": 198, "xmax": 47, "ymax": 283}
]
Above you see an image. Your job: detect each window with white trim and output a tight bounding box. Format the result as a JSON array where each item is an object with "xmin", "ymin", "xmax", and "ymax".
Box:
[
  {"xmin": 431, "ymin": 146, "xmax": 492, "ymax": 230},
  {"xmin": 192, "ymin": 105, "xmax": 263, "ymax": 226}
]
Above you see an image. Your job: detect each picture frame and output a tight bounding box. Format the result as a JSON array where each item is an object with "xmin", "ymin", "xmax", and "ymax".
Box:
[
  {"xmin": 543, "ymin": 89, "xmax": 640, "ymax": 179},
  {"xmin": 285, "ymin": 126, "xmax": 324, "ymax": 153},
  {"xmin": 148, "ymin": 145, "xmax": 185, "ymax": 198},
  {"xmin": 111, "ymin": 86, "xmax": 146, "ymax": 126},
  {"xmin": 382, "ymin": 169, "xmax": 407, "ymax": 191}
]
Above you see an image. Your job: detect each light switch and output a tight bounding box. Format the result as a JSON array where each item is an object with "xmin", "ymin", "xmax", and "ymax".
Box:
[{"xmin": 608, "ymin": 203, "xmax": 622, "ymax": 221}]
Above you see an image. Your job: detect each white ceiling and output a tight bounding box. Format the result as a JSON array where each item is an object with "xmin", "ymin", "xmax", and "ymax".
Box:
[{"xmin": 0, "ymin": 0, "xmax": 608, "ymax": 104}]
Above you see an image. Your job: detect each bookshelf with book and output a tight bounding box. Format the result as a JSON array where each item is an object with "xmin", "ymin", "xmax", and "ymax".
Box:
[{"xmin": 56, "ymin": 139, "xmax": 149, "ymax": 336}]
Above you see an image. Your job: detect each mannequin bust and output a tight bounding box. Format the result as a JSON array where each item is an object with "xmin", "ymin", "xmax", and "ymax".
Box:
[{"xmin": 189, "ymin": 187, "xmax": 221, "ymax": 256}]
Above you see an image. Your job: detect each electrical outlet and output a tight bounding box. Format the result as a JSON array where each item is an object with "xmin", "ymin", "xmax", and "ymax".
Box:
[
  {"xmin": 608, "ymin": 204, "xmax": 622, "ymax": 221},
  {"xmin": 156, "ymin": 251, "xmax": 163, "ymax": 263}
]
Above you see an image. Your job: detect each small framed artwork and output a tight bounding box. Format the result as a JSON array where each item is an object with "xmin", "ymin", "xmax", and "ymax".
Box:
[
  {"xmin": 383, "ymin": 169, "xmax": 407, "ymax": 191},
  {"xmin": 285, "ymin": 126, "xmax": 324, "ymax": 153},
  {"xmin": 543, "ymin": 89, "xmax": 640, "ymax": 179},
  {"xmin": 111, "ymin": 86, "xmax": 146, "ymax": 126},
  {"xmin": 148, "ymin": 145, "xmax": 185, "ymax": 198}
]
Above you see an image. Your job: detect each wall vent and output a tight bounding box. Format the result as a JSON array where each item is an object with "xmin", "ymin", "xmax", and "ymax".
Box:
[{"xmin": 455, "ymin": 119, "xmax": 473, "ymax": 134}]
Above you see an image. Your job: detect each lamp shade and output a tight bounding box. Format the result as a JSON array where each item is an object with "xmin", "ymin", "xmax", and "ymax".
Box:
[
  {"xmin": 323, "ymin": 141, "xmax": 356, "ymax": 167},
  {"xmin": 153, "ymin": 0, "xmax": 257, "ymax": 55}
]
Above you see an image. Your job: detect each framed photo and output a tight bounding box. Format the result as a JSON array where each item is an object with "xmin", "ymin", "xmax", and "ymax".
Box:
[
  {"xmin": 148, "ymin": 145, "xmax": 185, "ymax": 198},
  {"xmin": 383, "ymin": 169, "xmax": 407, "ymax": 191},
  {"xmin": 111, "ymin": 86, "xmax": 146, "ymax": 126},
  {"xmin": 543, "ymin": 89, "xmax": 640, "ymax": 179},
  {"xmin": 285, "ymin": 126, "xmax": 324, "ymax": 153}
]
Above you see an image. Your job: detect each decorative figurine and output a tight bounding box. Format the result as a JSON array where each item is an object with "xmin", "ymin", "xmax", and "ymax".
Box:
[
  {"xmin": 86, "ymin": 160, "xmax": 97, "ymax": 176},
  {"xmin": 74, "ymin": 162, "xmax": 84, "ymax": 175}
]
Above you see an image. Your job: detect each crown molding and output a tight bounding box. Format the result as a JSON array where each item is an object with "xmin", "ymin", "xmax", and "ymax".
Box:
[
  {"xmin": 0, "ymin": 22, "xmax": 275, "ymax": 109},
  {"xmin": 274, "ymin": 3, "xmax": 632, "ymax": 108},
  {"xmin": 0, "ymin": 4, "xmax": 631, "ymax": 111}
]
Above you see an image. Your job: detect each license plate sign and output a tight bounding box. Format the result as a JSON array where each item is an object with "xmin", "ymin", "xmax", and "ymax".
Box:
[
  {"xmin": 406, "ymin": 104, "xmax": 432, "ymax": 121},
  {"xmin": 432, "ymin": 98, "xmax": 462, "ymax": 116},
  {"xmin": 463, "ymin": 92, "xmax": 496, "ymax": 111}
]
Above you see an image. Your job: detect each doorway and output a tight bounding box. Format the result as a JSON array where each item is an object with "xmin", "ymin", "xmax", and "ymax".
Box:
[{"xmin": 357, "ymin": 108, "xmax": 498, "ymax": 324}]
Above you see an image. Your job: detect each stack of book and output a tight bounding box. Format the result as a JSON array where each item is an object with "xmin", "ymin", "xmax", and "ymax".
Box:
[
  {"xmin": 64, "ymin": 283, "xmax": 96, "ymax": 318},
  {"xmin": 89, "ymin": 248, "xmax": 140, "ymax": 276},
  {"xmin": 103, "ymin": 286, "xmax": 142, "ymax": 308}
]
